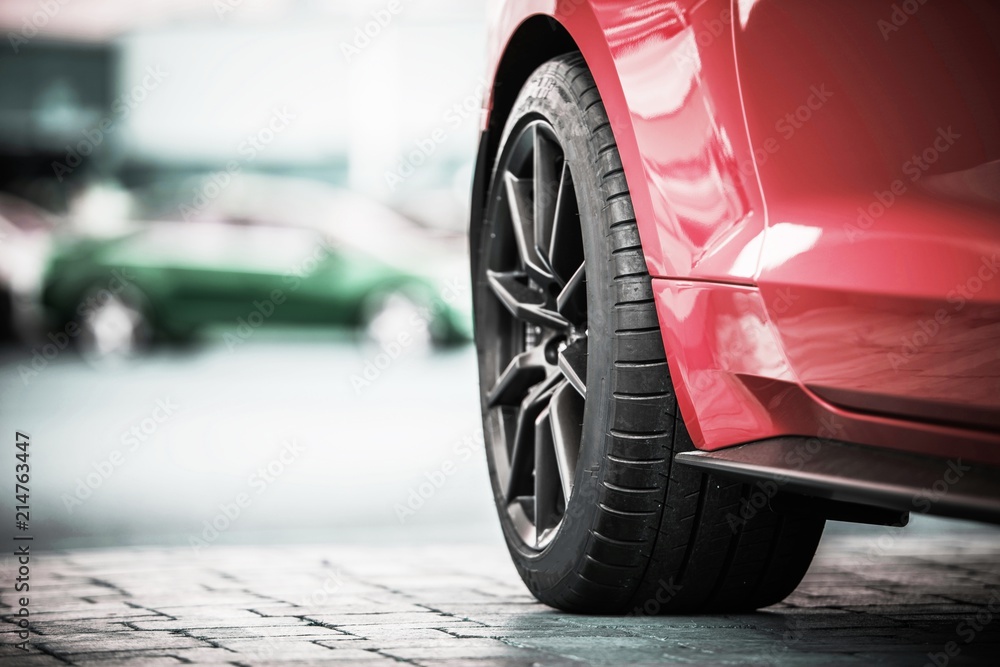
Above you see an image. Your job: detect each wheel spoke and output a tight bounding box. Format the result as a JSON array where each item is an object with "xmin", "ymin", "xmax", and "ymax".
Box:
[
  {"xmin": 548, "ymin": 163, "xmax": 581, "ymax": 282},
  {"xmin": 486, "ymin": 270, "xmax": 570, "ymax": 330},
  {"xmin": 487, "ymin": 347, "xmax": 547, "ymax": 408},
  {"xmin": 550, "ymin": 381, "xmax": 583, "ymax": 501},
  {"xmin": 533, "ymin": 128, "xmax": 561, "ymax": 264},
  {"xmin": 557, "ymin": 336, "xmax": 588, "ymax": 398},
  {"xmin": 534, "ymin": 406, "xmax": 562, "ymax": 543},
  {"xmin": 556, "ymin": 261, "xmax": 586, "ymax": 325},
  {"xmin": 514, "ymin": 496, "xmax": 535, "ymax": 524},
  {"xmin": 505, "ymin": 376, "xmax": 560, "ymax": 500},
  {"xmin": 504, "ymin": 171, "xmax": 553, "ymax": 286}
]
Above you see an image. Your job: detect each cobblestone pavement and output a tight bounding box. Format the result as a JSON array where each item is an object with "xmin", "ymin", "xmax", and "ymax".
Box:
[{"xmin": 3, "ymin": 530, "xmax": 1000, "ymax": 666}]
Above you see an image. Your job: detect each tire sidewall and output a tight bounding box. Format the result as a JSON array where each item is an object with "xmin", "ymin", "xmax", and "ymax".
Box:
[{"xmin": 477, "ymin": 61, "xmax": 618, "ymax": 599}]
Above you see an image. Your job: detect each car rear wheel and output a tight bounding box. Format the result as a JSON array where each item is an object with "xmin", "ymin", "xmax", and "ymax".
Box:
[{"xmin": 473, "ymin": 53, "xmax": 824, "ymax": 614}]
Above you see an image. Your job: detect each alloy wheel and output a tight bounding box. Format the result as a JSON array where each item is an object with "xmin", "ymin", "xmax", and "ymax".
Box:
[{"xmin": 482, "ymin": 119, "xmax": 588, "ymax": 549}]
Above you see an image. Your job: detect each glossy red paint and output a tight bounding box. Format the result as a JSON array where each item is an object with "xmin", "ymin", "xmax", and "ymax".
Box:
[
  {"xmin": 652, "ymin": 278, "xmax": 1000, "ymax": 466},
  {"xmin": 477, "ymin": 0, "xmax": 1000, "ymax": 463},
  {"xmin": 739, "ymin": 1, "xmax": 1000, "ymax": 438},
  {"xmin": 483, "ymin": 0, "xmax": 759, "ymax": 281}
]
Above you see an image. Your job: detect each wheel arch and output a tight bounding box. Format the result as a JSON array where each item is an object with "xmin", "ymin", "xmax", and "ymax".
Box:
[
  {"xmin": 470, "ymin": 8, "xmax": 652, "ymax": 288},
  {"xmin": 468, "ymin": 6, "xmax": 719, "ymax": 452},
  {"xmin": 469, "ymin": 15, "xmax": 579, "ymax": 287}
]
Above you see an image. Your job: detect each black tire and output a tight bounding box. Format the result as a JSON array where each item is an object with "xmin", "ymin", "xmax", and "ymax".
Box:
[{"xmin": 473, "ymin": 53, "xmax": 824, "ymax": 614}]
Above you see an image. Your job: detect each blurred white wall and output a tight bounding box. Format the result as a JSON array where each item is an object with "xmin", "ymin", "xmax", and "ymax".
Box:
[{"xmin": 116, "ymin": 2, "xmax": 487, "ymax": 201}]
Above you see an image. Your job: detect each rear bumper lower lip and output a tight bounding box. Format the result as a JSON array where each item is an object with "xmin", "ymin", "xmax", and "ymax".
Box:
[{"xmin": 675, "ymin": 437, "xmax": 1000, "ymax": 526}]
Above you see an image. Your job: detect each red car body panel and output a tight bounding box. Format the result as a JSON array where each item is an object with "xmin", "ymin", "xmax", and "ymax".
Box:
[{"xmin": 477, "ymin": 0, "xmax": 1000, "ymax": 464}]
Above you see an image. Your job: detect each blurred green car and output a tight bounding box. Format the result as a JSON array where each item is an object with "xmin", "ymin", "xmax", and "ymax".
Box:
[{"xmin": 41, "ymin": 177, "xmax": 471, "ymax": 357}]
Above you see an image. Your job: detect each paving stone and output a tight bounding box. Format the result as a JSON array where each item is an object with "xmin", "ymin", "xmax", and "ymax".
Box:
[
  {"xmin": 146, "ymin": 647, "xmax": 245, "ymax": 663},
  {"xmin": 301, "ymin": 611, "xmax": 462, "ymax": 626},
  {"xmin": 0, "ymin": 652, "xmax": 67, "ymax": 666},
  {"xmin": 293, "ymin": 647, "xmax": 402, "ymax": 663},
  {"xmin": 72, "ymin": 658, "xmax": 185, "ymax": 667},
  {"xmin": 33, "ymin": 632, "xmax": 211, "ymax": 653},
  {"xmin": 5, "ymin": 529, "xmax": 999, "ymax": 665},
  {"xmin": 187, "ymin": 625, "xmax": 348, "ymax": 640},
  {"xmin": 410, "ymin": 661, "xmax": 586, "ymax": 667},
  {"xmin": 208, "ymin": 637, "xmax": 338, "ymax": 660},
  {"xmin": 382, "ymin": 642, "xmax": 541, "ymax": 661},
  {"xmin": 127, "ymin": 615, "xmax": 310, "ymax": 631},
  {"xmin": 319, "ymin": 627, "xmax": 454, "ymax": 645}
]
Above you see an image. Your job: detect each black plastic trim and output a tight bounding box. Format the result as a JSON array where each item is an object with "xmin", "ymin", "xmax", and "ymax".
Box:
[{"xmin": 675, "ymin": 438, "xmax": 1000, "ymax": 525}]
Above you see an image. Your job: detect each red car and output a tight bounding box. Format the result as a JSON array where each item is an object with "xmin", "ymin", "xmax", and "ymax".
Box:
[{"xmin": 469, "ymin": 0, "xmax": 1000, "ymax": 614}]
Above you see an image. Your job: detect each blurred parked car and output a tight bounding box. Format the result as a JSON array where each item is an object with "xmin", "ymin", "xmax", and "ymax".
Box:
[
  {"xmin": 0, "ymin": 193, "xmax": 59, "ymax": 341},
  {"xmin": 41, "ymin": 175, "xmax": 471, "ymax": 357}
]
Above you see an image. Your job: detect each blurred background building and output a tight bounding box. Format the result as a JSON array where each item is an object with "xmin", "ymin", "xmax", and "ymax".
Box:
[
  {"xmin": 0, "ymin": 0, "xmax": 484, "ymax": 216},
  {"xmin": 0, "ymin": 0, "xmax": 496, "ymax": 551}
]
